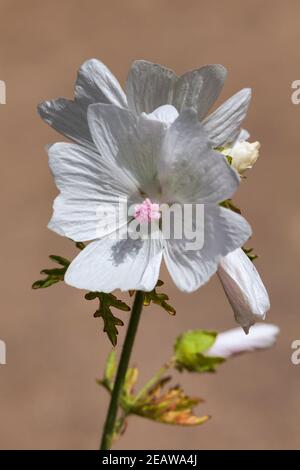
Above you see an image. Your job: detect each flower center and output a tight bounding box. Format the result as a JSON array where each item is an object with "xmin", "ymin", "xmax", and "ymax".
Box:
[{"xmin": 134, "ymin": 198, "xmax": 161, "ymax": 223}]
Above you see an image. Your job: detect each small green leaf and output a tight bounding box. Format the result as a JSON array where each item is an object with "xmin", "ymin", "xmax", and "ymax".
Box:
[
  {"xmin": 226, "ymin": 155, "xmax": 233, "ymax": 165},
  {"xmin": 32, "ymin": 242, "xmax": 85, "ymax": 290},
  {"xmin": 243, "ymin": 247, "xmax": 258, "ymax": 262},
  {"xmin": 220, "ymin": 199, "xmax": 241, "ymax": 214},
  {"xmin": 33, "ymin": 243, "xmax": 130, "ymax": 345},
  {"xmin": 32, "ymin": 254, "xmax": 70, "ymax": 289},
  {"xmin": 48, "ymin": 255, "xmax": 70, "ymax": 266},
  {"xmin": 174, "ymin": 330, "xmax": 222, "ymax": 373},
  {"xmin": 104, "ymin": 351, "xmax": 117, "ymax": 384},
  {"xmin": 85, "ymin": 292, "xmax": 130, "ymax": 346},
  {"xmin": 97, "ymin": 351, "xmax": 117, "ymax": 392},
  {"xmin": 97, "ymin": 351, "xmax": 117, "ymax": 393},
  {"xmin": 130, "ymin": 379, "xmax": 209, "ymax": 426},
  {"xmin": 32, "ymin": 277, "xmax": 61, "ymax": 289},
  {"xmin": 40, "ymin": 268, "xmax": 66, "ymax": 276},
  {"xmin": 94, "ymin": 307, "xmax": 123, "ymax": 347},
  {"xmin": 143, "ymin": 280, "xmax": 176, "ymax": 315},
  {"xmin": 75, "ymin": 242, "xmax": 85, "ymax": 250},
  {"xmin": 124, "ymin": 367, "xmax": 139, "ymax": 398}
]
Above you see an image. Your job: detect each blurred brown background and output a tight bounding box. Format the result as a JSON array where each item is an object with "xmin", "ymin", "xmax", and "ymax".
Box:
[{"xmin": 0, "ymin": 0, "xmax": 299, "ymax": 450}]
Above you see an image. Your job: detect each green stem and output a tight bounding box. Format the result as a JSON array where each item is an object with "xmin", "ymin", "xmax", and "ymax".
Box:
[
  {"xmin": 100, "ymin": 291, "xmax": 145, "ymax": 450},
  {"xmin": 134, "ymin": 358, "xmax": 174, "ymax": 404}
]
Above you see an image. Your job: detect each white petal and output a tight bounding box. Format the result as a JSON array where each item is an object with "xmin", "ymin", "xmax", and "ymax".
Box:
[
  {"xmin": 87, "ymin": 104, "xmax": 166, "ymax": 194},
  {"xmin": 146, "ymin": 104, "xmax": 179, "ymax": 125},
  {"xmin": 217, "ymin": 248, "xmax": 270, "ymax": 333},
  {"xmin": 163, "ymin": 205, "xmax": 251, "ymax": 293},
  {"xmin": 38, "ymin": 98, "xmax": 96, "ymax": 150},
  {"xmin": 158, "ymin": 109, "xmax": 240, "ymax": 204},
  {"xmin": 38, "ymin": 59, "xmax": 127, "ymax": 148},
  {"xmin": 173, "ymin": 64, "xmax": 227, "ymax": 120},
  {"xmin": 206, "ymin": 324, "xmax": 279, "ymax": 358},
  {"xmin": 126, "ymin": 60, "xmax": 176, "ymax": 115},
  {"xmin": 74, "ymin": 58, "xmax": 127, "ymax": 108},
  {"xmin": 48, "ymin": 143, "xmax": 134, "ymax": 241},
  {"xmin": 65, "ymin": 237, "xmax": 163, "ymax": 292},
  {"xmin": 235, "ymin": 128, "xmax": 250, "ymax": 142},
  {"xmin": 202, "ymin": 88, "xmax": 251, "ymax": 147},
  {"xmin": 126, "ymin": 60, "xmax": 226, "ymax": 119}
]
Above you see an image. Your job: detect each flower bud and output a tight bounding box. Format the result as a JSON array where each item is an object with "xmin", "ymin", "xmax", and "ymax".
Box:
[
  {"xmin": 229, "ymin": 141, "xmax": 260, "ymax": 174},
  {"xmin": 222, "ymin": 140, "xmax": 260, "ymax": 174},
  {"xmin": 217, "ymin": 248, "xmax": 270, "ymax": 333},
  {"xmin": 206, "ymin": 324, "xmax": 279, "ymax": 358}
]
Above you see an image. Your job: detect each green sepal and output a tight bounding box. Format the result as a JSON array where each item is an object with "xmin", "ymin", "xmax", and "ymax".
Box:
[
  {"xmin": 174, "ymin": 329, "xmax": 224, "ymax": 373},
  {"xmin": 188, "ymin": 353, "xmax": 225, "ymax": 373}
]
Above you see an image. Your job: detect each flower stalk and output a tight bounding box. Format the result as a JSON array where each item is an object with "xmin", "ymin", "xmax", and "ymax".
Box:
[
  {"xmin": 100, "ymin": 291, "xmax": 145, "ymax": 450},
  {"xmin": 133, "ymin": 359, "xmax": 174, "ymax": 404}
]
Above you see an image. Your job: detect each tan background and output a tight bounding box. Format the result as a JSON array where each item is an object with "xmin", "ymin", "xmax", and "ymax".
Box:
[{"xmin": 0, "ymin": 0, "xmax": 299, "ymax": 450}]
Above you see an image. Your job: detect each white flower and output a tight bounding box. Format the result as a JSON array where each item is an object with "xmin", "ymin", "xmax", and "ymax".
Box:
[
  {"xmin": 39, "ymin": 59, "xmax": 270, "ymax": 330},
  {"xmin": 217, "ymin": 248, "xmax": 270, "ymax": 333},
  {"xmin": 38, "ymin": 58, "xmax": 251, "ymax": 151},
  {"xmin": 206, "ymin": 323, "xmax": 279, "ymax": 358},
  {"xmin": 48, "ymin": 104, "xmax": 251, "ymax": 293},
  {"xmin": 222, "ymin": 138, "xmax": 260, "ymax": 174}
]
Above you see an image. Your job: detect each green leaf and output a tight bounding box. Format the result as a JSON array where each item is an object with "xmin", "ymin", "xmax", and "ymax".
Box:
[
  {"xmin": 33, "ymin": 244, "xmax": 131, "ymax": 346},
  {"xmin": 32, "ymin": 242, "xmax": 84, "ymax": 290},
  {"xmin": 174, "ymin": 330, "xmax": 222, "ymax": 372},
  {"xmin": 32, "ymin": 277, "xmax": 61, "ymax": 289},
  {"xmin": 219, "ymin": 199, "xmax": 241, "ymax": 214},
  {"xmin": 123, "ymin": 367, "xmax": 139, "ymax": 400},
  {"xmin": 243, "ymin": 247, "xmax": 258, "ymax": 262},
  {"xmin": 32, "ymin": 254, "xmax": 70, "ymax": 289},
  {"xmin": 85, "ymin": 292, "xmax": 130, "ymax": 346},
  {"xmin": 214, "ymin": 146, "xmax": 232, "ymax": 166},
  {"xmin": 75, "ymin": 242, "xmax": 85, "ymax": 251},
  {"xmin": 40, "ymin": 268, "xmax": 67, "ymax": 276},
  {"xmin": 129, "ymin": 378, "xmax": 209, "ymax": 426},
  {"xmin": 48, "ymin": 255, "xmax": 70, "ymax": 266},
  {"xmin": 143, "ymin": 280, "xmax": 176, "ymax": 315},
  {"xmin": 97, "ymin": 351, "xmax": 117, "ymax": 392},
  {"xmin": 104, "ymin": 351, "xmax": 117, "ymax": 384}
]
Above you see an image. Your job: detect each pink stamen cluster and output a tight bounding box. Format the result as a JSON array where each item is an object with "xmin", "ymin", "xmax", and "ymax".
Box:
[{"xmin": 134, "ymin": 198, "xmax": 161, "ymax": 223}]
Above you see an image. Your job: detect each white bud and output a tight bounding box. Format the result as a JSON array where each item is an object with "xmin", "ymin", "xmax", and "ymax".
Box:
[
  {"xmin": 217, "ymin": 248, "xmax": 270, "ymax": 334},
  {"xmin": 221, "ymin": 139, "xmax": 260, "ymax": 174},
  {"xmin": 206, "ymin": 324, "xmax": 279, "ymax": 359},
  {"xmin": 229, "ymin": 141, "xmax": 260, "ymax": 174}
]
